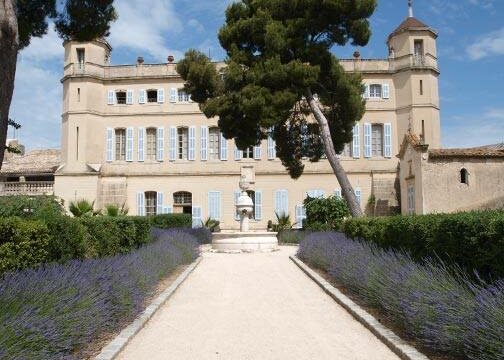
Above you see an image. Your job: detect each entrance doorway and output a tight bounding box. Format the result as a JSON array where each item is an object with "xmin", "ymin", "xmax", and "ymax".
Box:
[{"xmin": 174, "ymin": 191, "xmax": 192, "ymax": 214}]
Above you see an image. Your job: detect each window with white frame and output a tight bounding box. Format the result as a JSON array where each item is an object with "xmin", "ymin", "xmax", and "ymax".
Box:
[
  {"xmin": 242, "ymin": 146, "xmax": 254, "ymax": 159},
  {"xmin": 369, "ymin": 84, "xmax": 382, "ymax": 98},
  {"xmin": 147, "ymin": 89, "xmax": 158, "ymax": 103},
  {"xmin": 178, "ymin": 90, "xmax": 191, "ymax": 102},
  {"xmin": 115, "ymin": 90, "xmax": 127, "ymax": 104},
  {"xmin": 209, "ymin": 127, "xmax": 220, "ymax": 160},
  {"xmin": 115, "ymin": 128, "xmax": 126, "ymax": 161},
  {"xmin": 178, "ymin": 127, "xmax": 189, "ymax": 160},
  {"xmin": 372, "ymin": 124, "xmax": 384, "ymax": 157},
  {"xmin": 145, "ymin": 191, "xmax": 157, "ymax": 216},
  {"xmin": 146, "ymin": 128, "xmax": 157, "ymax": 161}
]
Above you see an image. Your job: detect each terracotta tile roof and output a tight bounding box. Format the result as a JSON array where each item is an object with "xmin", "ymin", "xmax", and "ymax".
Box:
[
  {"xmin": 388, "ymin": 17, "xmax": 435, "ymax": 40},
  {"xmin": 397, "ymin": 131, "xmax": 426, "ymax": 158},
  {"xmin": 1, "ymin": 149, "xmax": 61, "ymax": 175},
  {"xmin": 428, "ymin": 144, "xmax": 504, "ymax": 159}
]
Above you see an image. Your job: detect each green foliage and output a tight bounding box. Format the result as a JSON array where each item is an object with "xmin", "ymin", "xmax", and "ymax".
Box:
[
  {"xmin": 0, "ymin": 217, "xmax": 51, "ymax": 273},
  {"xmin": 272, "ymin": 212, "xmax": 294, "ymax": 232},
  {"xmin": 304, "ymin": 196, "xmax": 350, "ymax": 230},
  {"xmin": 45, "ymin": 214, "xmax": 87, "ymax": 262},
  {"xmin": 204, "ymin": 217, "xmax": 221, "ymax": 232},
  {"xmin": 16, "ymin": 0, "xmax": 57, "ymax": 49},
  {"xmin": 0, "ymin": 195, "xmax": 64, "ymax": 219},
  {"xmin": 342, "ymin": 211, "xmax": 504, "ymax": 280},
  {"xmin": 69, "ymin": 199, "xmax": 97, "ymax": 217},
  {"xmin": 148, "ymin": 214, "xmax": 192, "ymax": 229},
  {"xmin": 277, "ymin": 229, "xmax": 310, "ymax": 244},
  {"xmin": 103, "ymin": 203, "xmax": 129, "ymax": 216},
  {"xmin": 177, "ymin": 0, "xmax": 376, "ymax": 179},
  {"xmin": 55, "ymin": 0, "xmax": 117, "ymax": 42}
]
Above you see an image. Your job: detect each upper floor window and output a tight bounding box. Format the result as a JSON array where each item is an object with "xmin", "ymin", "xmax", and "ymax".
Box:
[
  {"xmin": 209, "ymin": 127, "xmax": 220, "ymax": 160},
  {"xmin": 414, "ymin": 39, "xmax": 424, "ymax": 56},
  {"xmin": 115, "ymin": 90, "xmax": 127, "ymax": 104},
  {"xmin": 178, "ymin": 127, "xmax": 189, "ymax": 160},
  {"xmin": 145, "ymin": 191, "xmax": 157, "ymax": 216},
  {"xmin": 340, "ymin": 143, "xmax": 352, "ymax": 157},
  {"xmin": 76, "ymin": 48, "xmax": 85, "ymax": 70},
  {"xmin": 147, "ymin": 89, "xmax": 158, "ymax": 103},
  {"xmin": 115, "ymin": 128, "xmax": 126, "ymax": 161},
  {"xmin": 372, "ymin": 124, "xmax": 384, "ymax": 157},
  {"xmin": 243, "ymin": 146, "xmax": 254, "ymax": 159},
  {"xmin": 369, "ymin": 84, "xmax": 382, "ymax": 98},
  {"xmin": 146, "ymin": 128, "xmax": 157, "ymax": 161},
  {"xmin": 178, "ymin": 90, "xmax": 191, "ymax": 102}
]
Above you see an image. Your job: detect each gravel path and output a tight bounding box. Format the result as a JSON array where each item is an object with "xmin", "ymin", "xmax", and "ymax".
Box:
[{"xmin": 117, "ymin": 247, "xmax": 400, "ymax": 360}]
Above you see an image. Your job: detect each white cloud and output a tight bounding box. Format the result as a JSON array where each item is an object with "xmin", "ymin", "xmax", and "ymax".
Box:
[
  {"xmin": 466, "ymin": 27, "xmax": 504, "ymax": 60},
  {"xmin": 19, "ymin": 23, "xmax": 63, "ymax": 62},
  {"xmin": 188, "ymin": 19, "xmax": 204, "ymax": 33},
  {"xmin": 108, "ymin": 0, "xmax": 184, "ymax": 62},
  {"xmin": 442, "ymin": 108, "xmax": 504, "ymax": 148}
]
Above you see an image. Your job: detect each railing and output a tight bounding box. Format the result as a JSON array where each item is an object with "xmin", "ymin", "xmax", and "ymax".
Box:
[{"xmin": 0, "ymin": 182, "xmax": 54, "ymax": 196}]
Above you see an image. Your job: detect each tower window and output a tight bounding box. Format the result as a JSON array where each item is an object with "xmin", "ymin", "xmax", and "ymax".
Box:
[
  {"xmin": 76, "ymin": 48, "xmax": 85, "ymax": 70},
  {"xmin": 460, "ymin": 168, "xmax": 469, "ymax": 184},
  {"xmin": 147, "ymin": 89, "xmax": 158, "ymax": 103},
  {"xmin": 420, "ymin": 80, "xmax": 424, "ymax": 95},
  {"xmin": 115, "ymin": 91, "xmax": 126, "ymax": 104},
  {"xmin": 369, "ymin": 84, "xmax": 382, "ymax": 98}
]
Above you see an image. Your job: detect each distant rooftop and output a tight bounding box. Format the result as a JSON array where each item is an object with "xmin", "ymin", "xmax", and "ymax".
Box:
[
  {"xmin": 429, "ymin": 143, "xmax": 504, "ymax": 159},
  {"xmin": 1, "ymin": 149, "xmax": 61, "ymax": 175}
]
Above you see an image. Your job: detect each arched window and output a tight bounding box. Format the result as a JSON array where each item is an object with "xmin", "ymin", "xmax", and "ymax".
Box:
[
  {"xmin": 174, "ymin": 191, "xmax": 192, "ymax": 214},
  {"xmin": 460, "ymin": 168, "xmax": 469, "ymax": 184}
]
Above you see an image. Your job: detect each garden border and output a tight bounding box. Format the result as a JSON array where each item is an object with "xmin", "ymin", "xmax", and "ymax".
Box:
[
  {"xmin": 95, "ymin": 256, "xmax": 203, "ymax": 360},
  {"xmin": 289, "ymin": 255, "xmax": 430, "ymax": 360}
]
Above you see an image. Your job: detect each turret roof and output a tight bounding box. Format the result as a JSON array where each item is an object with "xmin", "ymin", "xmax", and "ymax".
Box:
[{"xmin": 388, "ymin": 16, "xmax": 437, "ymax": 41}]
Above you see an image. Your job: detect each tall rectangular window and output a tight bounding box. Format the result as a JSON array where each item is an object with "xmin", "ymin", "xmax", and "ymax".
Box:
[
  {"xmin": 76, "ymin": 126, "xmax": 79, "ymax": 160},
  {"xmin": 146, "ymin": 128, "xmax": 157, "ymax": 160},
  {"xmin": 209, "ymin": 127, "xmax": 220, "ymax": 160},
  {"xmin": 115, "ymin": 129, "xmax": 126, "ymax": 161},
  {"xmin": 243, "ymin": 146, "xmax": 254, "ymax": 159},
  {"xmin": 407, "ymin": 185, "xmax": 415, "ymax": 215},
  {"xmin": 369, "ymin": 84, "xmax": 382, "ymax": 98},
  {"xmin": 145, "ymin": 191, "xmax": 157, "ymax": 216},
  {"xmin": 371, "ymin": 124, "xmax": 383, "ymax": 157},
  {"xmin": 420, "ymin": 80, "xmax": 424, "ymax": 95},
  {"xmin": 178, "ymin": 127, "xmax": 189, "ymax": 160},
  {"xmin": 76, "ymin": 48, "xmax": 85, "ymax": 70}
]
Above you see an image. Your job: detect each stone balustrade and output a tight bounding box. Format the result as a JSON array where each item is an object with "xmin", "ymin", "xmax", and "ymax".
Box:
[{"xmin": 0, "ymin": 181, "xmax": 54, "ymax": 196}]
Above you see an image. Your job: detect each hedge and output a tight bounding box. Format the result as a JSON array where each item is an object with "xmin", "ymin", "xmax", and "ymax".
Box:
[
  {"xmin": 342, "ymin": 210, "xmax": 504, "ymax": 280},
  {"xmin": 148, "ymin": 213, "xmax": 192, "ymax": 229},
  {"xmin": 0, "ymin": 195, "xmax": 64, "ymax": 218}
]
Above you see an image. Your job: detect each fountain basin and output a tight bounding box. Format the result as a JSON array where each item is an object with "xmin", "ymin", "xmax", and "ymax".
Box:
[{"xmin": 212, "ymin": 231, "xmax": 278, "ymax": 252}]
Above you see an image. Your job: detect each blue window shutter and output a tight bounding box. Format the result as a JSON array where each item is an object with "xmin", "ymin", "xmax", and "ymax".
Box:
[
  {"xmin": 157, "ymin": 88, "xmax": 165, "ymax": 103},
  {"xmin": 138, "ymin": 127, "xmax": 145, "ymax": 162},
  {"xmin": 107, "ymin": 90, "xmax": 115, "ymax": 105},
  {"xmin": 139, "ymin": 89, "xmax": 146, "ymax": 104},
  {"xmin": 334, "ymin": 189, "xmax": 342, "ymax": 199},
  {"xmin": 170, "ymin": 88, "xmax": 178, "ymax": 103},
  {"xmin": 352, "ymin": 124, "xmax": 361, "ymax": 158},
  {"xmin": 126, "ymin": 89, "xmax": 133, "ymax": 104},
  {"xmin": 355, "ymin": 187, "xmax": 362, "ymax": 208},
  {"xmin": 254, "ymin": 145, "xmax": 261, "ymax": 160},
  {"xmin": 282, "ymin": 190, "xmax": 289, "ymax": 217},
  {"xmin": 156, "ymin": 192, "xmax": 164, "ymax": 215},
  {"xmin": 220, "ymin": 132, "xmax": 228, "ymax": 160},
  {"xmin": 268, "ymin": 127, "xmax": 276, "ymax": 159},
  {"xmin": 384, "ymin": 123, "xmax": 392, "ymax": 158},
  {"xmin": 254, "ymin": 190, "xmax": 262, "ymax": 220},
  {"xmin": 188, "ymin": 126, "xmax": 196, "ymax": 160},
  {"xmin": 382, "ymin": 84, "xmax": 390, "ymax": 99},
  {"xmin": 364, "ymin": 84, "xmax": 370, "ymax": 99},
  {"xmin": 208, "ymin": 191, "xmax": 221, "ymax": 220},
  {"xmin": 192, "ymin": 206, "xmax": 202, "ymax": 228},
  {"xmin": 156, "ymin": 127, "xmax": 164, "ymax": 161},
  {"xmin": 275, "ymin": 190, "xmax": 288, "ymax": 217},
  {"xmin": 165, "ymin": 205, "xmax": 173, "ymax": 214},
  {"xmin": 126, "ymin": 127, "xmax": 134, "ymax": 162},
  {"xmin": 169, "ymin": 126, "xmax": 177, "ymax": 160},
  {"xmin": 234, "ymin": 190, "xmax": 241, "ymax": 220},
  {"xmin": 201, "ymin": 126, "xmax": 208, "ymax": 161},
  {"xmin": 137, "ymin": 192, "xmax": 145, "ymax": 216},
  {"xmin": 106, "ymin": 128, "xmax": 114, "ymax": 162},
  {"xmin": 234, "ymin": 145, "xmax": 242, "ymax": 160},
  {"xmin": 295, "ymin": 205, "xmax": 306, "ymax": 229},
  {"xmin": 364, "ymin": 123, "xmax": 372, "ymax": 158}
]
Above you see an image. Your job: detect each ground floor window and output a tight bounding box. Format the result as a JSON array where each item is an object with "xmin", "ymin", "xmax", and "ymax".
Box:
[
  {"xmin": 174, "ymin": 191, "xmax": 192, "ymax": 214},
  {"xmin": 145, "ymin": 191, "xmax": 157, "ymax": 216}
]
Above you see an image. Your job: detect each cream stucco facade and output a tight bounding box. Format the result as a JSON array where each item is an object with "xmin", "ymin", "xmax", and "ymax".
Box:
[{"xmin": 55, "ymin": 14, "xmax": 442, "ymax": 229}]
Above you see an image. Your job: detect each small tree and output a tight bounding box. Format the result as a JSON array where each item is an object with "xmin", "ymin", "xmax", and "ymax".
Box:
[
  {"xmin": 177, "ymin": 0, "xmax": 376, "ymax": 217},
  {"xmin": 304, "ymin": 196, "xmax": 350, "ymax": 231},
  {"xmin": 0, "ymin": 0, "xmax": 116, "ymax": 170}
]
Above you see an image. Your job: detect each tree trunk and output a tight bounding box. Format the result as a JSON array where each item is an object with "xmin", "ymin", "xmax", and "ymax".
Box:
[
  {"xmin": 0, "ymin": 0, "xmax": 19, "ymax": 170},
  {"xmin": 305, "ymin": 88, "xmax": 363, "ymax": 217}
]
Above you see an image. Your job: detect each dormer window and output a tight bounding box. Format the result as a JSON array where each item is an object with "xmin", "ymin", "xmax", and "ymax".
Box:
[
  {"xmin": 147, "ymin": 90, "xmax": 158, "ymax": 103},
  {"xmin": 115, "ymin": 91, "xmax": 126, "ymax": 104},
  {"xmin": 369, "ymin": 84, "xmax": 382, "ymax": 98}
]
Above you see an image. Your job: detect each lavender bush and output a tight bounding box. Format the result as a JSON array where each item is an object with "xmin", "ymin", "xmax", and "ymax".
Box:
[
  {"xmin": 298, "ymin": 232, "xmax": 504, "ymax": 360},
  {"xmin": 0, "ymin": 229, "xmax": 199, "ymax": 360}
]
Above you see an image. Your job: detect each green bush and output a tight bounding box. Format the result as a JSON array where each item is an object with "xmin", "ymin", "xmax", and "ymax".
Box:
[
  {"xmin": 277, "ymin": 229, "xmax": 310, "ymax": 244},
  {"xmin": 342, "ymin": 210, "xmax": 504, "ymax": 280},
  {"xmin": 0, "ymin": 217, "xmax": 51, "ymax": 273},
  {"xmin": 304, "ymin": 195, "xmax": 350, "ymax": 231},
  {"xmin": 45, "ymin": 214, "xmax": 87, "ymax": 262},
  {"xmin": 0, "ymin": 195, "xmax": 64, "ymax": 219},
  {"xmin": 148, "ymin": 213, "xmax": 191, "ymax": 229}
]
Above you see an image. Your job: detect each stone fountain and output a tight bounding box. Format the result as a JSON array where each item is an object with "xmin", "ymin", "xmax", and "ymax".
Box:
[{"xmin": 212, "ymin": 167, "xmax": 278, "ymax": 252}]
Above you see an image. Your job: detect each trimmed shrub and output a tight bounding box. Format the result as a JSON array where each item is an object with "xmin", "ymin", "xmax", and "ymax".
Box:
[
  {"xmin": 277, "ymin": 229, "xmax": 310, "ymax": 244},
  {"xmin": 342, "ymin": 211, "xmax": 504, "ymax": 280},
  {"xmin": 148, "ymin": 213, "xmax": 192, "ymax": 229},
  {"xmin": 0, "ymin": 195, "xmax": 64, "ymax": 219},
  {"xmin": 0, "ymin": 229, "xmax": 199, "ymax": 360},
  {"xmin": 0, "ymin": 217, "xmax": 51, "ymax": 273},
  {"xmin": 304, "ymin": 196, "xmax": 349, "ymax": 231},
  {"xmin": 45, "ymin": 214, "xmax": 87, "ymax": 262},
  {"xmin": 298, "ymin": 232, "xmax": 504, "ymax": 360},
  {"xmin": 151, "ymin": 226, "xmax": 212, "ymax": 244}
]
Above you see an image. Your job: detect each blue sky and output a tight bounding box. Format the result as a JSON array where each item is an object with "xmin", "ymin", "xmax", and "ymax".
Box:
[{"xmin": 9, "ymin": 0, "xmax": 504, "ymax": 150}]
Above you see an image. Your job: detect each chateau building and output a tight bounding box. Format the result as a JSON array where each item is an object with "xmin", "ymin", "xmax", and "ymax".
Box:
[{"xmin": 54, "ymin": 9, "xmax": 442, "ymax": 228}]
